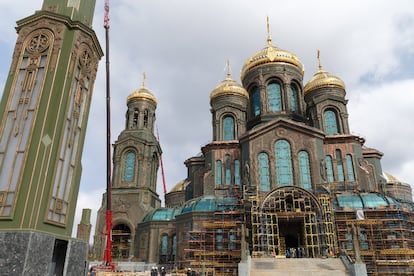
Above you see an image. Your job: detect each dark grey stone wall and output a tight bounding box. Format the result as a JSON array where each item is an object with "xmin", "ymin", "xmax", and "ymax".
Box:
[
  {"xmin": 64, "ymin": 239, "xmax": 88, "ymax": 276},
  {"xmin": 0, "ymin": 231, "xmax": 87, "ymax": 276},
  {"xmin": 0, "ymin": 231, "xmax": 54, "ymax": 276}
]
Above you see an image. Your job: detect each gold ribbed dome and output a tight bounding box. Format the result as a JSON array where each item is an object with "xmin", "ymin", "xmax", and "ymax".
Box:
[
  {"xmin": 304, "ymin": 51, "xmax": 345, "ymax": 94},
  {"xmin": 127, "ymin": 73, "xmax": 157, "ymax": 105},
  {"xmin": 241, "ymin": 43, "xmax": 304, "ymax": 80},
  {"xmin": 211, "ymin": 61, "xmax": 249, "ymax": 100}
]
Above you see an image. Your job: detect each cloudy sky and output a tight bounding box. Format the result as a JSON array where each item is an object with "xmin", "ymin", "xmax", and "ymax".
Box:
[{"xmin": 1, "ymin": 0, "xmax": 414, "ymax": 240}]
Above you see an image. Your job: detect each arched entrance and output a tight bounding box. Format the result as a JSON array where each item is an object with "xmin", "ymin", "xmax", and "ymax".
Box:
[
  {"xmin": 112, "ymin": 224, "xmax": 132, "ymax": 260},
  {"xmin": 250, "ymin": 186, "xmax": 326, "ymax": 258}
]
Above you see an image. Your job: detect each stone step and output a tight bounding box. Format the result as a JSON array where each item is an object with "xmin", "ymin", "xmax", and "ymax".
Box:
[{"xmin": 250, "ymin": 257, "xmax": 350, "ymax": 276}]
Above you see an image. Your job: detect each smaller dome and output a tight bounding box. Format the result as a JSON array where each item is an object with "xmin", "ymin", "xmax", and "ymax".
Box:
[
  {"xmin": 127, "ymin": 87, "xmax": 157, "ymax": 105},
  {"xmin": 210, "ymin": 71, "xmax": 249, "ymax": 100},
  {"xmin": 127, "ymin": 73, "xmax": 157, "ymax": 105},
  {"xmin": 304, "ymin": 51, "xmax": 345, "ymax": 94}
]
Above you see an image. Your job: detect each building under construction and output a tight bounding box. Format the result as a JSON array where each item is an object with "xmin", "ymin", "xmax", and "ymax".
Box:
[{"xmin": 94, "ymin": 22, "xmax": 414, "ymax": 275}]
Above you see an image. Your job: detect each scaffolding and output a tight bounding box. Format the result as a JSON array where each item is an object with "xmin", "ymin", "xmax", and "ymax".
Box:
[
  {"xmin": 335, "ymin": 207, "xmax": 414, "ymax": 275},
  {"xmin": 247, "ymin": 186, "xmax": 337, "ymax": 258},
  {"xmin": 184, "ymin": 185, "xmax": 243, "ymax": 276}
]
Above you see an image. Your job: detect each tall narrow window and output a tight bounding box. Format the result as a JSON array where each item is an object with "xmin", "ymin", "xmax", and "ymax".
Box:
[
  {"xmin": 325, "ymin": 156, "xmax": 334, "ymax": 182},
  {"xmin": 171, "ymin": 235, "xmax": 177, "ymax": 256},
  {"xmin": 268, "ymin": 82, "xmax": 282, "ymax": 112},
  {"xmin": 290, "ymin": 85, "xmax": 298, "ymax": 112},
  {"xmin": 133, "ymin": 109, "xmax": 139, "ymax": 127},
  {"xmin": 225, "ymin": 154, "xmax": 231, "ymax": 185},
  {"xmin": 143, "ymin": 109, "xmax": 149, "ymax": 127},
  {"xmin": 336, "ymin": 149, "xmax": 345, "ymax": 181},
  {"xmin": 298, "ymin": 151, "xmax": 312, "ymax": 190},
  {"xmin": 258, "ymin": 152, "xmax": 270, "ymax": 191},
  {"xmin": 346, "ymin": 154, "xmax": 355, "ymax": 181},
  {"xmin": 252, "ymin": 87, "xmax": 260, "ymax": 116},
  {"xmin": 123, "ymin": 151, "xmax": 135, "ymax": 181},
  {"xmin": 215, "ymin": 160, "xmax": 222, "ymax": 185},
  {"xmin": 274, "ymin": 140, "xmax": 293, "ymax": 186},
  {"xmin": 161, "ymin": 235, "xmax": 168, "ymax": 255},
  {"xmin": 234, "ymin": 160, "xmax": 241, "ymax": 185},
  {"xmin": 223, "ymin": 116, "xmax": 235, "ymax": 140},
  {"xmin": 324, "ymin": 109, "xmax": 339, "ymax": 135}
]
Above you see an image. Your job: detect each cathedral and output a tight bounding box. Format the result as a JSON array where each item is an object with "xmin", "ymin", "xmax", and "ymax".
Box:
[{"xmin": 92, "ymin": 22, "xmax": 414, "ymax": 275}]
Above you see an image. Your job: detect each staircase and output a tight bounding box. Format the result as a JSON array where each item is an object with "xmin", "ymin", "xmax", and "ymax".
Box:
[{"xmin": 249, "ymin": 257, "xmax": 351, "ymax": 276}]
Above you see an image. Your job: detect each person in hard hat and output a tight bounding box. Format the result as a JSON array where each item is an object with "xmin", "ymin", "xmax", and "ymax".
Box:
[{"xmin": 160, "ymin": 266, "xmax": 166, "ymax": 276}]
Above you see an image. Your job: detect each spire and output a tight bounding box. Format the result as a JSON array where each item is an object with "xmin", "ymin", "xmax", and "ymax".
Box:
[
  {"xmin": 266, "ymin": 16, "xmax": 272, "ymax": 46},
  {"xmin": 226, "ymin": 60, "xmax": 231, "ymax": 79},
  {"xmin": 142, "ymin": 72, "xmax": 147, "ymax": 88},
  {"xmin": 317, "ymin": 49, "xmax": 323, "ymax": 71}
]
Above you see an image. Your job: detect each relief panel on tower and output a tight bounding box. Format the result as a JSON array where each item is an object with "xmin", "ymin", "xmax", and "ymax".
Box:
[
  {"xmin": 0, "ymin": 29, "xmax": 53, "ymax": 217},
  {"xmin": 46, "ymin": 45, "xmax": 93, "ymax": 225}
]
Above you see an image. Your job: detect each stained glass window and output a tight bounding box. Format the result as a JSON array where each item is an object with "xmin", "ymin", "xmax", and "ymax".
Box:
[
  {"xmin": 290, "ymin": 85, "xmax": 297, "ymax": 112},
  {"xmin": 268, "ymin": 82, "xmax": 282, "ymax": 112},
  {"xmin": 324, "ymin": 110, "xmax": 339, "ymax": 135},
  {"xmin": 252, "ymin": 87, "xmax": 260, "ymax": 116},
  {"xmin": 298, "ymin": 151, "xmax": 311, "ymax": 190},
  {"xmin": 275, "ymin": 140, "xmax": 293, "ymax": 186},
  {"xmin": 124, "ymin": 151, "xmax": 135, "ymax": 181},
  {"xmin": 258, "ymin": 152, "xmax": 270, "ymax": 191},
  {"xmin": 223, "ymin": 116, "xmax": 235, "ymax": 140},
  {"xmin": 346, "ymin": 154, "xmax": 355, "ymax": 181},
  {"xmin": 325, "ymin": 155, "xmax": 334, "ymax": 182},
  {"xmin": 234, "ymin": 160, "xmax": 240, "ymax": 185},
  {"xmin": 336, "ymin": 149, "xmax": 345, "ymax": 181},
  {"xmin": 216, "ymin": 160, "xmax": 222, "ymax": 184}
]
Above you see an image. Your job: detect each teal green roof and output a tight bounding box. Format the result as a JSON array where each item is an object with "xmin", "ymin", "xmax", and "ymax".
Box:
[
  {"xmin": 334, "ymin": 192, "xmax": 412, "ymax": 210},
  {"xmin": 181, "ymin": 196, "xmax": 237, "ymax": 214},
  {"xmin": 142, "ymin": 207, "xmax": 181, "ymax": 222}
]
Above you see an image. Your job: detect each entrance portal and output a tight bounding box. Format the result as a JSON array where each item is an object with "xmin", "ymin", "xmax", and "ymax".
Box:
[{"xmin": 279, "ymin": 219, "xmax": 303, "ymax": 249}]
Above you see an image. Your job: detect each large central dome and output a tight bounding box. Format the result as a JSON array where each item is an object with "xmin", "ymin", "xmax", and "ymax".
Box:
[{"xmin": 241, "ymin": 39, "xmax": 304, "ymax": 80}]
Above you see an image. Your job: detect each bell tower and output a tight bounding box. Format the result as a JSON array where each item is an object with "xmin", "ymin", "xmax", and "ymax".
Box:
[
  {"xmin": 0, "ymin": 1, "xmax": 102, "ymax": 275},
  {"xmin": 93, "ymin": 76, "xmax": 162, "ymax": 260}
]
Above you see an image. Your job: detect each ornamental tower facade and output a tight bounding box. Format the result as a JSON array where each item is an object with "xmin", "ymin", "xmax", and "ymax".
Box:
[
  {"xmin": 0, "ymin": 1, "xmax": 102, "ymax": 274},
  {"xmin": 93, "ymin": 79, "xmax": 162, "ymax": 260}
]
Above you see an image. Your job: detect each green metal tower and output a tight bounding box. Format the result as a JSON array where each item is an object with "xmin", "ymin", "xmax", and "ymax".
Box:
[{"xmin": 0, "ymin": 1, "xmax": 103, "ymax": 274}]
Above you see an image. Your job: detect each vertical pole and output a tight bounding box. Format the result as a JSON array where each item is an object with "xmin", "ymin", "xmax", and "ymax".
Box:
[{"xmin": 103, "ymin": 0, "xmax": 113, "ymax": 269}]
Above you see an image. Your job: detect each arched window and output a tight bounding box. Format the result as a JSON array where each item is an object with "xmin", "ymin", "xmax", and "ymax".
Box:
[
  {"xmin": 336, "ymin": 149, "xmax": 345, "ymax": 181},
  {"xmin": 258, "ymin": 152, "xmax": 270, "ymax": 191},
  {"xmin": 215, "ymin": 160, "xmax": 222, "ymax": 185},
  {"xmin": 123, "ymin": 151, "xmax": 135, "ymax": 181},
  {"xmin": 234, "ymin": 160, "xmax": 240, "ymax": 185},
  {"xmin": 324, "ymin": 109, "xmax": 339, "ymax": 135},
  {"xmin": 161, "ymin": 235, "xmax": 168, "ymax": 255},
  {"xmin": 346, "ymin": 154, "xmax": 355, "ymax": 181},
  {"xmin": 274, "ymin": 140, "xmax": 293, "ymax": 186},
  {"xmin": 133, "ymin": 109, "xmax": 139, "ymax": 127},
  {"xmin": 144, "ymin": 109, "xmax": 149, "ymax": 127},
  {"xmin": 225, "ymin": 154, "xmax": 231, "ymax": 185},
  {"xmin": 298, "ymin": 151, "xmax": 312, "ymax": 190},
  {"xmin": 268, "ymin": 82, "xmax": 282, "ymax": 112},
  {"xmin": 290, "ymin": 85, "xmax": 298, "ymax": 112},
  {"xmin": 223, "ymin": 116, "xmax": 235, "ymax": 140},
  {"xmin": 252, "ymin": 87, "xmax": 260, "ymax": 116},
  {"xmin": 325, "ymin": 155, "xmax": 334, "ymax": 182},
  {"xmin": 171, "ymin": 234, "xmax": 177, "ymax": 256}
]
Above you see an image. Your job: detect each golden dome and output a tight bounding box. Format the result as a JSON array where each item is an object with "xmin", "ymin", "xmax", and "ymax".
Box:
[
  {"xmin": 241, "ymin": 43, "xmax": 304, "ymax": 80},
  {"xmin": 304, "ymin": 51, "xmax": 345, "ymax": 94},
  {"xmin": 241, "ymin": 18, "xmax": 304, "ymax": 79},
  {"xmin": 211, "ymin": 61, "xmax": 249, "ymax": 100},
  {"xmin": 127, "ymin": 73, "xmax": 157, "ymax": 105}
]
